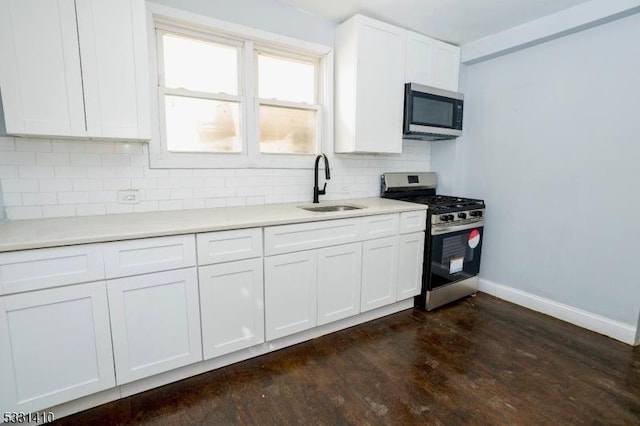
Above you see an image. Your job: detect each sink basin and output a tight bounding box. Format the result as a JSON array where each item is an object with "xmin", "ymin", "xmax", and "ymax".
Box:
[{"xmin": 299, "ymin": 204, "xmax": 365, "ymax": 213}]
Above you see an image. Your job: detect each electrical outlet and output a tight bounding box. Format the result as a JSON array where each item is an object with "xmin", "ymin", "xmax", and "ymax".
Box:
[{"xmin": 118, "ymin": 189, "xmax": 140, "ymax": 204}]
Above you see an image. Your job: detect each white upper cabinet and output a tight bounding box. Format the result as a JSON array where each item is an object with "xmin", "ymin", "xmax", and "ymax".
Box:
[
  {"xmin": 335, "ymin": 15, "xmax": 405, "ymax": 154},
  {"xmin": 405, "ymin": 31, "xmax": 460, "ymax": 91},
  {"xmin": 0, "ymin": 0, "xmax": 150, "ymax": 140}
]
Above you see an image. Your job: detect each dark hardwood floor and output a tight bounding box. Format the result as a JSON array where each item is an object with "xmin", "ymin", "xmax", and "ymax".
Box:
[{"xmin": 54, "ymin": 293, "xmax": 640, "ymax": 425}]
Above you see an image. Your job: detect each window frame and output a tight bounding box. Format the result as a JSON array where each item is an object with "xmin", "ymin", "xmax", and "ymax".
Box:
[{"xmin": 145, "ymin": 4, "xmax": 333, "ymax": 169}]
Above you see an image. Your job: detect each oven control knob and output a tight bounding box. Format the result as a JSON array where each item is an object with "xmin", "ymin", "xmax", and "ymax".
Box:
[
  {"xmin": 458, "ymin": 213, "xmax": 467, "ymax": 219},
  {"xmin": 470, "ymin": 211, "xmax": 483, "ymax": 217},
  {"xmin": 448, "ymin": 214, "xmax": 455, "ymax": 221},
  {"xmin": 439, "ymin": 215, "xmax": 450, "ymax": 222}
]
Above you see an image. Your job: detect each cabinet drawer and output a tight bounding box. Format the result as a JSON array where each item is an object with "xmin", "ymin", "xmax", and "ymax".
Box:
[
  {"xmin": 264, "ymin": 218, "xmax": 361, "ymax": 256},
  {"xmin": 400, "ymin": 210, "xmax": 427, "ymax": 234},
  {"xmin": 197, "ymin": 228, "xmax": 262, "ymax": 266},
  {"xmin": 362, "ymin": 214, "xmax": 399, "ymax": 239},
  {"xmin": 0, "ymin": 244, "xmax": 104, "ymax": 295},
  {"xmin": 103, "ymin": 235, "xmax": 196, "ymax": 278}
]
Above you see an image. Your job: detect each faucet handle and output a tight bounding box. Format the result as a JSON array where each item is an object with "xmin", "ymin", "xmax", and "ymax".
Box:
[{"xmin": 319, "ymin": 182, "xmax": 327, "ymax": 195}]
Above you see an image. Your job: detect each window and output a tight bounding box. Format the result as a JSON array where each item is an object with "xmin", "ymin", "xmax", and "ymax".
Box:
[
  {"xmin": 257, "ymin": 52, "xmax": 319, "ymax": 155},
  {"xmin": 160, "ymin": 32, "xmax": 242, "ymax": 154},
  {"xmin": 149, "ymin": 9, "xmax": 332, "ymax": 169}
]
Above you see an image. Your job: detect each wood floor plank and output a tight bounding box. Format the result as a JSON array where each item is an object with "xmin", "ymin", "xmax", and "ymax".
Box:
[{"xmin": 53, "ymin": 293, "xmax": 640, "ymax": 425}]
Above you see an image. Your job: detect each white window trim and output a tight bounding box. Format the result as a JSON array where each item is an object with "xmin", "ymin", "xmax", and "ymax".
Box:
[{"xmin": 144, "ymin": 3, "xmax": 334, "ymax": 169}]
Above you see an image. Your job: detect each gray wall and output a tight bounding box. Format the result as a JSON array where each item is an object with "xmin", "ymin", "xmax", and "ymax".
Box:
[
  {"xmin": 148, "ymin": 0, "xmax": 336, "ymax": 45},
  {"xmin": 433, "ymin": 12, "xmax": 640, "ymax": 326}
]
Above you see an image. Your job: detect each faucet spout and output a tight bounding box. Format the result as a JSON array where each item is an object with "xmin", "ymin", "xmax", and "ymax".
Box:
[{"xmin": 313, "ymin": 154, "xmax": 331, "ymax": 203}]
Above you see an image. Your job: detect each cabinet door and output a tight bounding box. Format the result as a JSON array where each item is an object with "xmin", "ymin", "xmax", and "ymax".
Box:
[
  {"xmin": 361, "ymin": 237, "xmax": 399, "ymax": 312},
  {"xmin": 396, "ymin": 232, "xmax": 425, "ymax": 300},
  {"xmin": 0, "ymin": 0, "xmax": 85, "ymax": 136},
  {"xmin": 429, "ymin": 39, "xmax": 460, "ymax": 92},
  {"xmin": 405, "ymin": 31, "xmax": 432, "ymax": 86},
  {"xmin": 355, "ymin": 17, "xmax": 405, "ymax": 153},
  {"xmin": 0, "ymin": 282, "xmax": 115, "ymax": 412},
  {"xmin": 335, "ymin": 15, "xmax": 405, "ymax": 154},
  {"xmin": 264, "ymin": 251, "xmax": 317, "ymax": 341},
  {"xmin": 107, "ymin": 268, "xmax": 202, "ymax": 384},
  {"xmin": 199, "ymin": 259, "xmax": 264, "ymax": 360},
  {"xmin": 75, "ymin": 0, "xmax": 150, "ymax": 139},
  {"xmin": 317, "ymin": 243, "xmax": 362, "ymax": 326}
]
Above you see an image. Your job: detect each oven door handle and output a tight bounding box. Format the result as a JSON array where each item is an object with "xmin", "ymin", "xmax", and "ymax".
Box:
[{"xmin": 431, "ymin": 222, "xmax": 484, "ymax": 235}]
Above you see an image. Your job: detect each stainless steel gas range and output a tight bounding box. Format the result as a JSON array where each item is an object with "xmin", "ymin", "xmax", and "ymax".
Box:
[{"xmin": 381, "ymin": 172, "xmax": 485, "ymax": 311}]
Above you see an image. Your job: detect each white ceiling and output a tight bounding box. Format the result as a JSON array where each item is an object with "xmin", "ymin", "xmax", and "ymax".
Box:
[{"xmin": 276, "ymin": 0, "xmax": 593, "ymax": 45}]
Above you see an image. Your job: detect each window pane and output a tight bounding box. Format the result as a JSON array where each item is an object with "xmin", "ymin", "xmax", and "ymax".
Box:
[
  {"xmin": 258, "ymin": 54, "xmax": 315, "ymax": 103},
  {"xmin": 259, "ymin": 105, "xmax": 316, "ymax": 154},
  {"xmin": 162, "ymin": 33, "xmax": 238, "ymax": 95},
  {"xmin": 165, "ymin": 95, "xmax": 241, "ymax": 153}
]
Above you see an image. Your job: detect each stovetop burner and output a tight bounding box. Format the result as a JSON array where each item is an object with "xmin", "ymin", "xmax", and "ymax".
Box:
[{"xmin": 397, "ymin": 195, "xmax": 485, "ymax": 214}]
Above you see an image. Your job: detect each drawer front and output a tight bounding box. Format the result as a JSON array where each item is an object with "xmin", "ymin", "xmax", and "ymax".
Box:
[
  {"xmin": 264, "ymin": 218, "xmax": 361, "ymax": 256},
  {"xmin": 0, "ymin": 245, "xmax": 104, "ymax": 295},
  {"xmin": 362, "ymin": 213, "xmax": 399, "ymax": 239},
  {"xmin": 400, "ymin": 210, "xmax": 427, "ymax": 234},
  {"xmin": 103, "ymin": 235, "xmax": 196, "ymax": 278},
  {"xmin": 197, "ymin": 228, "xmax": 262, "ymax": 266}
]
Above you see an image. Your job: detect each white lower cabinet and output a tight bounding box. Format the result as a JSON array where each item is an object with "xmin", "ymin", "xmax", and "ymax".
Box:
[
  {"xmin": 0, "ymin": 281, "xmax": 115, "ymax": 413},
  {"xmin": 107, "ymin": 268, "xmax": 202, "ymax": 385},
  {"xmin": 361, "ymin": 236, "xmax": 399, "ymax": 312},
  {"xmin": 396, "ymin": 232, "xmax": 425, "ymax": 299},
  {"xmin": 199, "ymin": 258, "xmax": 264, "ymax": 359},
  {"xmin": 264, "ymin": 251, "xmax": 317, "ymax": 341},
  {"xmin": 317, "ymin": 243, "xmax": 362, "ymax": 326}
]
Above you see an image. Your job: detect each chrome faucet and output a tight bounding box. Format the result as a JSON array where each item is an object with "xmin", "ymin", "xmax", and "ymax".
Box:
[{"xmin": 313, "ymin": 154, "xmax": 330, "ymax": 203}]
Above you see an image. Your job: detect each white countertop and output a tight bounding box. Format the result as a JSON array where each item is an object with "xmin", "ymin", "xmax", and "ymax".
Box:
[{"xmin": 0, "ymin": 198, "xmax": 426, "ymax": 252}]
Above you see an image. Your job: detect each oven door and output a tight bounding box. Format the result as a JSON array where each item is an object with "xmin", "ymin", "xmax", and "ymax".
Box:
[{"xmin": 429, "ymin": 226, "xmax": 483, "ymax": 290}]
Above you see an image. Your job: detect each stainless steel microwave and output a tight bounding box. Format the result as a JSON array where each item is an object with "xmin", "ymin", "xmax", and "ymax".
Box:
[{"xmin": 403, "ymin": 83, "xmax": 464, "ymax": 141}]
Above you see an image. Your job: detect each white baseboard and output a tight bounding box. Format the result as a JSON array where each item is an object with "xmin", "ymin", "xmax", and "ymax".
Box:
[{"xmin": 478, "ymin": 278, "xmax": 638, "ymax": 346}]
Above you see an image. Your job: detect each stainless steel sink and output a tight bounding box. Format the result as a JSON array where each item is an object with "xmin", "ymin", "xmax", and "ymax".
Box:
[{"xmin": 299, "ymin": 204, "xmax": 365, "ymax": 213}]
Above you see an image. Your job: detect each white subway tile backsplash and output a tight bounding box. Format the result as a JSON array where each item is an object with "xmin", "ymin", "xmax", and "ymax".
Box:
[
  {"xmin": 0, "ymin": 166, "xmax": 19, "ymax": 178},
  {"xmin": 42, "ymin": 205, "xmax": 76, "ymax": 218},
  {"xmin": 76, "ymin": 203, "xmax": 106, "ymax": 216},
  {"xmin": 144, "ymin": 189, "xmax": 172, "ymax": 200},
  {"xmin": 55, "ymin": 166, "xmax": 87, "ymax": 178},
  {"xmin": 205, "ymin": 198, "xmax": 226, "ymax": 208},
  {"xmin": 182, "ymin": 198, "xmax": 205, "ymax": 210},
  {"xmin": 52, "ymin": 140, "xmax": 86, "ymax": 153},
  {"xmin": 6, "ymin": 206, "xmax": 43, "ymax": 219},
  {"xmin": 69, "ymin": 153, "xmax": 101, "ymax": 166},
  {"xmin": 0, "ymin": 137, "xmax": 16, "ymax": 151},
  {"xmin": 85, "ymin": 141, "xmax": 115, "ymax": 153},
  {"xmin": 86, "ymin": 167, "xmax": 117, "ymax": 178},
  {"xmin": 1, "ymin": 178, "xmax": 39, "ymax": 193},
  {"xmin": 35, "ymin": 152, "xmax": 70, "ymax": 166},
  {"xmin": 1, "ymin": 151, "xmax": 36, "ymax": 165},
  {"xmin": 170, "ymin": 188, "xmax": 194, "ymax": 200},
  {"xmin": 39, "ymin": 179, "xmax": 73, "ymax": 192},
  {"xmin": 116, "ymin": 166, "xmax": 144, "ymax": 178},
  {"xmin": 131, "ymin": 178, "xmax": 158, "ymax": 189},
  {"xmin": 106, "ymin": 203, "xmax": 134, "ymax": 214},
  {"xmin": 158, "ymin": 200, "xmax": 182, "ymax": 211},
  {"xmin": 101, "ymin": 154, "xmax": 131, "ymax": 166},
  {"xmin": 16, "ymin": 139, "xmax": 52, "ymax": 152},
  {"xmin": 102, "ymin": 178, "xmax": 132, "ymax": 190},
  {"xmin": 2, "ymin": 193, "xmax": 22, "ymax": 207},
  {"xmin": 58, "ymin": 191, "xmax": 90, "ymax": 204},
  {"xmin": 133, "ymin": 201, "xmax": 159, "ymax": 212},
  {"xmin": 115, "ymin": 143, "xmax": 144, "ymax": 154},
  {"xmin": 72, "ymin": 179, "xmax": 104, "ymax": 191},
  {"xmin": 22, "ymin": 192, "xmax": 58, "ymax": 206},
  {"xmin": 89, "ymin": 191, "xmax": 118, "ymax": 203},
  {"xmin": 1, "ymin": 138, "xmax": 430, "ymax": 219}
]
